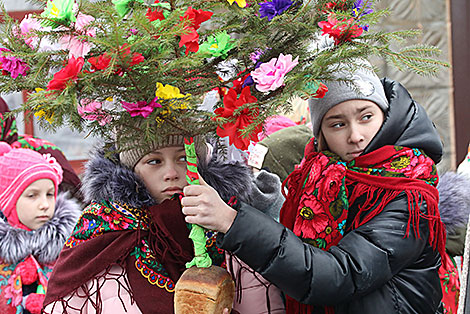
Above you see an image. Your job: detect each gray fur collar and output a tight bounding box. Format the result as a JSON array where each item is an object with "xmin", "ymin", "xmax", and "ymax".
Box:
[
  {"xmin": 0, "ymin": 192, "xmax": 82, "ymax": 265},
  {"xmin": 437, "ymin": 171, "xmax": 470, "ymax": 235},
  {"xmin": 81, "ymin": 146, "xmax": 253, "ymax": 208}
]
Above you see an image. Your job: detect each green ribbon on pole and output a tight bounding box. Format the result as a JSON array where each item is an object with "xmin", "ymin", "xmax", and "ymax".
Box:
[{"xmin": 184, "ymin": 137, "xmax": 212, "ymax": 268}]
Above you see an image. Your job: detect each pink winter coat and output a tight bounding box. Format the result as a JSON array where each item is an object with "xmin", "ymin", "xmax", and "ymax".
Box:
[
  {"xmin": 227, "ymin": 254, "xmax": 285, "ymax": 314},
  {"xmin": 44, "ymin": 265, "xmax": 141, "ymax": 314}
]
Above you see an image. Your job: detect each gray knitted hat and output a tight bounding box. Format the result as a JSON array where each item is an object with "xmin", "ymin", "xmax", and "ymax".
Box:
[
  {"xmin": 308, "ymin": 63, "xmax": 389, "ymax": 138},
  {"xmin": 119, "ymin": 134, "xmax": 207, "ymax": 170}
]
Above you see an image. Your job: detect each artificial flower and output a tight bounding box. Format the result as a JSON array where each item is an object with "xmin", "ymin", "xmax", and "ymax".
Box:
[
  {"xmin": 178, "ymin": 7, "xmax": 213, "ymax": 55},
  {"xmin": 88, "ymin": 44, "xmax": 144, "ymax": 75},
  {"xmin": 0, "ymin": 48, "xmax": 30, "ymax": 78},
  {"xmin": 118, "ymin": 44, "xmax": 145, "ymax": 66},
  {"xmin": 232, "ymin": 70, "xmax": 253, "ymax": 94},
  {"xmin": 251, "ymin": 53, "xmax": 298, "ymax": 92},
  {"xmin": 41, "ymin": 0, "xmax": 76, "ymax": 28},
  {"xmin": 352, "ymin": 0, "xmax": 373, "ymax": 31},
  {"xmin": 60, "ymin": 13, "xmax": 96, "ymax": 57},
  {"xmin": 250, "ymin": 48, "xmax": 270, "ymax": 63},
  {"xmin": 226, "ymin": 0, "xmax": 247, "ymax": 8},
  {"xmin": 88, "ymin": 54, "xmax": 112, "ymax": 71},
  {"xmin": 121, "ymin": 97, "xmax": 161, "ymax": 118},
  {"xmin": 199, "ymin": 31, "xmax": 235, "ymax": 59},
  {"xmin": 318, "ymin": 14, "xmax": 364, "ymax": 45},
  {"xmin": 47, "ymin": 56, "xmax": 84, "ymax": 91},
  {"xmin": 19, "ymin": 14, "xmax": 41, "ymax": 49},
  {"xmin": 215, "ymin": 86, "xmax": 261, "ymax": 150},
  {"xmin": 155, "ymin": 82, "xmax": 190, "ymax": 100},
  {"xmin": 35, "ymin": 110, "xmax": 55, "ymax": 123},
  {"xmin": 146, "ymin": 0, "xmax": 170, "ymax": 22},
  {"xmin": 112, "ymin": 0, "xmax": 139, "ymax": 17},
  {"xmin": 352, "ymin": 0, "xmax": 373, "ymax": 18},
  {"xmin": 259, "ymin": 0, "xmax": 294, "ymax": 21},
  {"xmin": 60, "ymin": 36, "xmax": 93, "ymax": 58},
  {"xmin": 323, "ymin": 0, "xmax": 347, "ymax": 12},
  {"xmin": 77, "ymin": 99, "xmax": 113, "ymax": 125},
  {"xmin": 304, "ymin": 80, "xmax": 328, "ymax": 98}
]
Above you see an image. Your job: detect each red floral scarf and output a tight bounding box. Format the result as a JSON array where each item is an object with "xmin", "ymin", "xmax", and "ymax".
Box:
[{"xmin": 280, "ymin": 140, "xmax": 446, "ymax": 314}]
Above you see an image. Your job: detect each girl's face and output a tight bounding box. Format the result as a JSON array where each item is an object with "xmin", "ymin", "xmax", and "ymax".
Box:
[
  {"xmin": 320, "ymin": 99, "xmax": 384, "ymax": 161},
  {"xmin": 134, "ymin": 146, "xmax": 188, "ymax": 203},
  {"xmin": 16, "ymin": 179, "xmax": 56, "ymax": 230}
]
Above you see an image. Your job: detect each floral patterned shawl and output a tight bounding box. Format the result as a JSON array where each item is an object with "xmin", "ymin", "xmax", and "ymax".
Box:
[
  {"xmin": 280, "ymin": 140, "xmax": 447, "ymax": 314},
  {"xmin": 44, "ymin": 197, "xmax": 224, "ymax": 313}
]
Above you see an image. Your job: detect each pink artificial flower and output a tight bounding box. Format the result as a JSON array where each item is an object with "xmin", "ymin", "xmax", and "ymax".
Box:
[
  {"xmin": 60, "ymin": 13, "xmax": 96, "ymax": 58},
  {"xmin": 60, "ymin": 36, "xmax": 93, "ymax": 58},
  {"xmin": 251, "ymin": 53, "xmax": 298, "ymax": 92},
  {"xmin": 121, "ymin": 97, "xmax": 161, "ymax": 118},
  {"xmin": 75, "ymin": 13, "xmax": 96, "ymax": 36},
  {"xmin": 78, "ymin": 99, "xmax": 112, "ymax": 125},
  {"xmin": 19, "ymin": 14, "xmax": 41, "ymax": 48},
  {"xmin": 0, "ymin": 48, "xmax": 30, "ymax": 78}
]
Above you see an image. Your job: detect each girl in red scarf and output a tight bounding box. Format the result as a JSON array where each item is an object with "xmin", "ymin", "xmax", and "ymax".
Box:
[{"xmin": 183, "ymin": 61, "xmax": 454, "ymax": 314}]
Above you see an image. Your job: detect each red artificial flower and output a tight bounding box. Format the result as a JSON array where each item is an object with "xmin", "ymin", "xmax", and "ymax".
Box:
[
  {"xmin": 215, "ymin": 86, "xmax": 261, "ymax": 151},
  {"xmin": 232, "ymin": 70, "xmax": 251, "ymax": 94},
  {"xmin": 88, "ymin": 44, "xmax": 144, "ymax": 75},
  {"xmin": 119, "ymin": 43, "xmax": 145, "ymax": 66},
  {"xmin": 312, "ymin": 82, "xmax": 328, "ymax": 98},
  {"xmin": 89, "ymin": 53, "xmax": 112, "ymax": 71},
  {"xmin": 182, "ymin": 7, "xmax": 213, "ymax": 30},
  {"xmin": 323, "ymin": 0, "xmax": 347, "ymax": 12},
  {"xmin": 178, "ymin": 7, "xmax": 213, "ymax": 55},
  {"xmin": 146, "ymin": 0, "xmax": 166, "ymax": 22},
  {"xmin": 318, "ymin": 14, "xmax": 363, "ymax": 45},
  {"xmin": 179, "ymin": 30, "xmax": 200, "ymax": 55},
  {"xmin": 47, "ymin": 56, "xmax": 84, "ymax": 91}
]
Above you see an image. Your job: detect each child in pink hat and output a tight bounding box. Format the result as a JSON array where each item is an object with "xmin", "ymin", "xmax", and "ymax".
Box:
[{"xmin": 0, "ymin": 142, "xmax": 81, "ymax": 314}]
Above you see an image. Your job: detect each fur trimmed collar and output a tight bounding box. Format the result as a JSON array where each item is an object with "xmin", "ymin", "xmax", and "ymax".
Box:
[
  {"xmin": 0, "ymin": 192, "xmax": 82, "ymax": 265},
  {"xmin": 81, "ymin": 146, "xmax": 254, "ymax": 209}
]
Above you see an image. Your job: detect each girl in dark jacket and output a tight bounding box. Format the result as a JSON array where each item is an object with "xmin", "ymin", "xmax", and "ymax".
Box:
[{"xmin": 182, "ymin": 63, "xmax": 450, "ymax": 314}]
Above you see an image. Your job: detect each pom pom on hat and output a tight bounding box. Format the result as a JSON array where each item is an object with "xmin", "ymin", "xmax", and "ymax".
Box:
[
  {"xmin": 0, "ymin": 143, "xmax": 63, "ymax": 229},
  {"xmin": 308, "ymin": 61, "xmax": 389, "ymax": 138},
  {"xmin": 0, "ymin": 141, "xmax": 12, "ymax": 155},
  {"xmin": 24, "ymin": 293, "xmax": 46, "ymax": 314},
  {"xmin": 16, "ymin": 257, "xmax": 39, "ymax": 285}
]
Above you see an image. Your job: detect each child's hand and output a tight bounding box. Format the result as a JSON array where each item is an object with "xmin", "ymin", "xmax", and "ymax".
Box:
[{"xmin": 181, "ymin": 174, "xmax": 237, "ymax": 233}]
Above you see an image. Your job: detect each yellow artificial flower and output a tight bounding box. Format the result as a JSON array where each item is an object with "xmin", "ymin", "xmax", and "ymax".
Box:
[
  {"xmin": 226, "ymin": 0, "xmax": 246, "ymax": 8},
  {"xmin": 155, "ymin": 82, "xmax": 190, "ymax": 100},
  {"xmin": 33, "ymin": 88, "xmax": 54, "ymax": 123},
  {"xmin": 35, "ymin": 110, "xmax": 54, "ymax": 123},
  {"xmin": 154, "ymin": 82, "xmax": 190, "ymax": 120}
]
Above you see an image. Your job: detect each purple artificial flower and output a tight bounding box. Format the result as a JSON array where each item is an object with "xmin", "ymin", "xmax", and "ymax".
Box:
[
  {"xmin": 242, "ymin": 75, "xmax": 254, "ymax": 87},
  {"xmin": 250, "ymin": 47, "xmax": 271, "ymax": 63},
  {"xmin": 259, "ymin": 0, "xmax": 294, "ymax": 21},
  {"xmin": 0, "ymin": 48, "xmax": 30, "ymax": 78},
  {"xmin": 352, "ymin": 0, "xmax": 373, "ymax": 31},
  {"xmin": 122, "ymin": 97, "xmax": 161, "ymax": 118}
]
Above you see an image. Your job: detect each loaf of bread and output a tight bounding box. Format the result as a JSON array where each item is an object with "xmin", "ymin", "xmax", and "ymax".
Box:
[{"xmin": 174, "ymin": 265, "xmax": 235, "ymax": 314}]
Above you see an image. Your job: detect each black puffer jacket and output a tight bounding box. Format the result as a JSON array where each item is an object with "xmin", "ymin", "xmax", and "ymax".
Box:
[{"xmin": 217, "ymin": 78, "xmax": 444, "ymax": 313}]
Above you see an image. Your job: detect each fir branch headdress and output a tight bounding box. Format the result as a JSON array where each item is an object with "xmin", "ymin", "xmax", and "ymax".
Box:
[{"xmin": 0, "ymin": 0, "xmax": 448, "ymax": 151}]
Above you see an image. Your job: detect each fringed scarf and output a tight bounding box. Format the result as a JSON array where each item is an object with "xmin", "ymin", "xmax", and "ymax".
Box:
[
  {"xmin": 43, "ymin": 197, "xmax": 224, "ymax": 313},
  {"xmin": 280, "ymin": 140, "xmax": 446, "ymax": 314}
]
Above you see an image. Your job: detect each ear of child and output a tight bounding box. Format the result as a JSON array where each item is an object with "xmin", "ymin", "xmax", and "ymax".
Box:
[{"xmin": 181, "ymin": 173, "xmax": 237, "ymax": 234}]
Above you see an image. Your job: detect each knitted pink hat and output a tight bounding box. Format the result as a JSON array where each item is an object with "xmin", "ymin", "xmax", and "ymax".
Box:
[{"xmin": 0, "ymin": 142, "xmax": 63, "ymax": 229}]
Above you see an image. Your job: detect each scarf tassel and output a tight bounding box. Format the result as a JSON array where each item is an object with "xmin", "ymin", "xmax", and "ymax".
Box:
[{"xmin": 347, "ymin": 180, "xmax": 446, "ymax": 260}]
